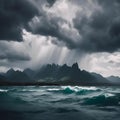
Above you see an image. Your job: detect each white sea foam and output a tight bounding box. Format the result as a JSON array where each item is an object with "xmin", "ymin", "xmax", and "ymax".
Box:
[
  {"xmin": 21, "ymin": 89, "xmax": 44, "ymax": 92},
  {"xmin": 0, "ymin": 89, "xmax": 8, "ymax": 92},
  {"xmin": 47, "ymin": 88, "xmax": 60, "ymax": 91},
  {"xmin": 104, "ymin": 93, "xmax": 115, "ymax": 97},
  {"xmin": 61, "ymin": 86, "xmax": 99, "ymax": 92}
]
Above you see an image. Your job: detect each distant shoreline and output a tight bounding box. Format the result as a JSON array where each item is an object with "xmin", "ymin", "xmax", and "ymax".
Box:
[{"xmin": 0, "ymin": 82, "xmax": 120, "ymax": 86}]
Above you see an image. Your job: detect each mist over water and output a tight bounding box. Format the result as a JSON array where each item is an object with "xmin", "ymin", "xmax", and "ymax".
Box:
[{"xmin": 0, "ymin": 86, "xmax": 120, "ymax": 120}]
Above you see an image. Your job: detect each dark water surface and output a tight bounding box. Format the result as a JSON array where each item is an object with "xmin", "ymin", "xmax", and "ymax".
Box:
[{"xmin": 0, "ymin": 86, "xmax": 120, "ymax": 120}]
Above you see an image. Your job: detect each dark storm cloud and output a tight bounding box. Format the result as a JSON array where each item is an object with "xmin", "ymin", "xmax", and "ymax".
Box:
[
  {"xmin": 26, "ymin": 0, "xmax": 120, "ymax": 53},
  {"xmin": 73, "ymin": 0, "xmax": 120, "ymax": 52},
  {"xmin": 27, "ymin": 15, "xmax": 79, "ymax": 49},
  {"xmin": 0, "ymin": 0, "xmax": 39, "ymax": 41},
  {"xmin": 1, "ymin": 0, "xmax": 120, "ymax": 53}
]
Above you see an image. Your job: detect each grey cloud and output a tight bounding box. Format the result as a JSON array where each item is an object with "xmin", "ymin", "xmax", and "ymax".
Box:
[
  {"xmin": 0, "ymin": 53, "xmax": 30, "ymax": 61},
  {"xmin": 0, "ymin": 41, "xmax": 31, "ymax": 61},
  {"xmin": 27, "ymin": 15, "xmax": 79, "ymax": 49}
]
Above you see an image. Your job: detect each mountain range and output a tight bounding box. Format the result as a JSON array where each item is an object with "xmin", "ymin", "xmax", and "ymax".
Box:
[
  {"xmin": 107, "ymin": 76, "xmax": 120, "ymax": 84},
  {"xmin": 0, "ymin": 63, "xmax": 120, "ymax": 86}
]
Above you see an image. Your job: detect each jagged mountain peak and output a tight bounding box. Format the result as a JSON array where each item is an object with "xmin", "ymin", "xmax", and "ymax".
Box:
[{"xmin": 72, "ymin": 63, "xmax": 79, "ymax": 70}]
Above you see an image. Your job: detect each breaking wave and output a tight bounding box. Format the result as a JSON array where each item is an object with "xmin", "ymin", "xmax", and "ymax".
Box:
[
  {"xmin": 46, "ymin": 86, "xmax": 120, "ymax": 106},
  {"xmin": 82, "ymin": 94, "xmax": 120, "ymax": 106},
  {"xmin": 47, "ymin": 86, "xmax": 101, "ymax": 95}
]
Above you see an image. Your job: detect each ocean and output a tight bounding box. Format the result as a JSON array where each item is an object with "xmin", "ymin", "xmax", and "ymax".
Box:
[{"xmin": 0, "ymin": 86, "xmax": 120, "ymax": 120}]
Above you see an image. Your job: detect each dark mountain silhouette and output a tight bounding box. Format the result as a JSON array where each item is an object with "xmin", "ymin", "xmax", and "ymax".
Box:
[
  {"xmin": 107, "ymin": 76, "xmax": 120, "ymax": 83},
  {"xmin": 23, "ymin": 68, "xmax": 35, "ymax": 79},
  {"xmin": 4, "ymin": 69, "xmax": 33, "ymax": 83},
  {"xmin": 34, "ymin": 63, "xmax": 109, "ymax": 85},
  {"xmin": 91, "ymin": 73, "xmax": 109, "ymax": 83},
  {"xmin": 0, "ymin": 63, "xmax": 118, "ymax": 86},
  {"xmin": 34, "ymin": 64, "xmax": 60, "ymax": 81},
  {"xmin": 0, "ymin": 74, "xmax": 9, "ymax": 83}
]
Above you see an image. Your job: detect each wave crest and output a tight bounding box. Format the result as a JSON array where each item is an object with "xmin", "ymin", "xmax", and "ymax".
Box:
[
  {"xmin": 47, "ymin": 86, "xmax": 101, "ymax": 95},
  {"xmin": 82, "ymin": 93, "xmax": 120, "ymax": 106}
]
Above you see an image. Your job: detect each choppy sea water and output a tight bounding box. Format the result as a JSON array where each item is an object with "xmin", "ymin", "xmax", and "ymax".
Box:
[{"xmin": 0, "ymin": 86, "xmax": 120, "ymax": 120}]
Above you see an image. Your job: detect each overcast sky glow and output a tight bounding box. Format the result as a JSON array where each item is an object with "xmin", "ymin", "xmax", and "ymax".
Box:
[{"xmin": 0, "ymin": 0, "xmax": 120, "ymax": 77}]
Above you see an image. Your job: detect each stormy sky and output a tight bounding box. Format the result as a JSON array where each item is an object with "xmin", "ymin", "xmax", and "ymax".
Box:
[{"xmin": 0, "ymin": 0, "xmax": 120, "ymax": 77}]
